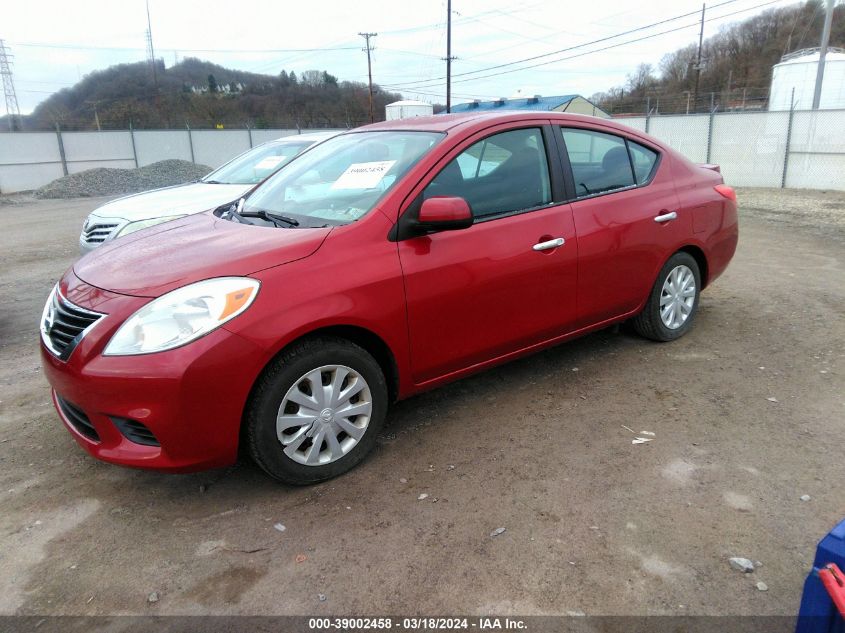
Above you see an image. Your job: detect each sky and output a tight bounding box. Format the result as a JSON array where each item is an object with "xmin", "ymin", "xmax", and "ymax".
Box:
[{"xmin": 3, "ymin": 0, "xmax": 808, "ymax": 114}]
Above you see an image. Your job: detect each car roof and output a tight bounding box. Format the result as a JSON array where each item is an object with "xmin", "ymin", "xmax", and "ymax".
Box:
[
  {"xmin": 271, "ymin": 131, "xmax": 339, "ymax": 143},
  {"xmin": 354, "ymin": 111, "xmax": 650, "ymax": 140}
]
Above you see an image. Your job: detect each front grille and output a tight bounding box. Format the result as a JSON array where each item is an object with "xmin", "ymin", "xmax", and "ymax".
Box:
[
  {"xmin": 111, "ymin": 417, "xmax": 160, "ymax": 447},
  {"xmin": 41, "ymin": 288, "xmax": 104, "ymax": 360},
  {"xmin": 82, "ymin": 222, "xmax": 119, "ymax": 244},
  {"xmin": 56, "ymin": 396, "xmax": 100, "ymax": 442}
]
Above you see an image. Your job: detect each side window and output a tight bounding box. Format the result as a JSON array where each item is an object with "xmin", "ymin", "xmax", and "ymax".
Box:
[
  {"xmin": 627, "ymin": 141, "xmax": 659, "ymax": 184},
  {"xmin": 561, "ymin": 128, "xmax": 635, "ymax": 198},
  {"xmin": 424, "ymin": 128, "xmax": 551, "ymax": 219}
]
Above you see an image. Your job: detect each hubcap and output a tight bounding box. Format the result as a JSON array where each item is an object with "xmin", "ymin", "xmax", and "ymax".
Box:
[
  {"xmin": 659, "ymin": 264, "xmax": 696, "ymax": 330},
  {"xmin": 276, "ymin": 365, "xmax": 372, "ymax": 466}
]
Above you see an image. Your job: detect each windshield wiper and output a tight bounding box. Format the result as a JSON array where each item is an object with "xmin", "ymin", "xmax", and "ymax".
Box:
[
  {"xmin": 227, "ymin": 199, "xmax": 300, "ymax": 228},
  {"xmin": 203, "ymin": 179, "xmax": 226, "ymax": 184},
  {"xmin": 240, "ymin": 208, "xmax": 300, "ymax": 227}
]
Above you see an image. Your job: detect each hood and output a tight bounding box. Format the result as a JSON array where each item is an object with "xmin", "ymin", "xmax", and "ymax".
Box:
[
  {"xmin": 91, "ymin": 182, "xmax": 251, "ymax": 222},
  {"xmin": 74, "ymin": 212, "xmax": 331, "ymax": 297}
]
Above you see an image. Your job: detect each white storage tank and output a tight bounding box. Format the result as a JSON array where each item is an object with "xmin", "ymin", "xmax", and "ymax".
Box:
[
  {"xmin": 385, "ymin": 100, "xmax": 434, "ymax": 120},
  {"xmin": 769, "ymin": 48, "xmax": 845, "ymax": 110}
]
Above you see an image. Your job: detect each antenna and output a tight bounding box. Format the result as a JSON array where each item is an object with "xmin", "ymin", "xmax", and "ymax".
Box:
[
  {"xmin": 146, "ymin": 0, "xmax": 158, "ymax": 88},
  {"xmin": 0, "ymin": 39, "xmax": 21, "ymax": 131}
]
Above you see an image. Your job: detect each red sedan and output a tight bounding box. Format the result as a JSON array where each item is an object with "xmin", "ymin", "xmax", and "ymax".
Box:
[{"xmin": 40, "ymin": 112, "xmax": 738, "ymax": 484}]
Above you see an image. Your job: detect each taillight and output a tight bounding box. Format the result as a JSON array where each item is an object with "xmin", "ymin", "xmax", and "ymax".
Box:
[{"xmin": 714, "ymin": 184, "xmax": 736, "ymax": 202}]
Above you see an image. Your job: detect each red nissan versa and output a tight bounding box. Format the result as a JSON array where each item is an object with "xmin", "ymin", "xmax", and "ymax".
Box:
[{"xmin": 40, "ymin": 112, "xmax": 738, "ymax": 484}]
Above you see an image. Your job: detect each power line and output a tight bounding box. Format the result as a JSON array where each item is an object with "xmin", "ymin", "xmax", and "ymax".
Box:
[
  {"xmin": 243, "ymin": 36, "xmax": 362, "ymax": 74},
  {"xmin": 8, "ymin": 41, "xmax": 361, "ymax": 53},
  {"xmin": 401, "ymin": 88, "xmax": 502, "ymax": 100},
  {"xmin": 388, "ymin": 0, "xmax": 786, "ymax": 91},
  {"xmin": 375, "ymin": 0, "xmax": 549, "ymax": 37},
  {"xmin": 386, "ymin": 0, "xmax": 753, "ymax": 90}
]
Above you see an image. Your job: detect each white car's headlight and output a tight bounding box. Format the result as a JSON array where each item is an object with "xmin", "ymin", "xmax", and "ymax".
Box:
[
  {"xmin": 103, "ymin": 277, "xmax": 260, "ymax": 356},
  {"xmin": 116, "ymin": 215, "xmax": 185, "ymax": 238}
]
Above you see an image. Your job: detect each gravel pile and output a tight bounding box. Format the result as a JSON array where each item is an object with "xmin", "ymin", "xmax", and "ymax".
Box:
[{"xmin": 34, "ymin": 159, "xmax": 212, "ymax": 199}]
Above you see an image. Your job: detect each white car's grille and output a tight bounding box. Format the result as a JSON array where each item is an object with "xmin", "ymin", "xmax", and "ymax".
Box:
[{"xmin": 82, "ymin": 222, "xmax": 120, "ymax": 245}]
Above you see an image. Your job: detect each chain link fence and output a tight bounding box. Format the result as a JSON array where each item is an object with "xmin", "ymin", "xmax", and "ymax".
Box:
[{"xmin": 598, "ymin": 89, "xmax": 772, "ymax": 117}]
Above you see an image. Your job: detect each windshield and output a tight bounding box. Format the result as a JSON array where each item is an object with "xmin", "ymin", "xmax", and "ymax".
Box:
[
  {"xmin": 242, "ymin": 131, "xmax": 443, "ymax": 226},
  {"xmin": 203, "ymin": 139, "xmax": 316, "ymax": 185}
]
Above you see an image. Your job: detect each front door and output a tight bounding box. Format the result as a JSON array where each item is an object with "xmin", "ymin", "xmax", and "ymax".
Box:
[{"xmin": 397, "ymin": 125, "xmax": 578, "ymax": 385}]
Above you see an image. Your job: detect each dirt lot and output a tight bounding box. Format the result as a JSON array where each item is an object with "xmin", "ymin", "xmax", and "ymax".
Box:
[{"xmin": 0, "ymin": 188, "xmax": 843, "ymax": 616}]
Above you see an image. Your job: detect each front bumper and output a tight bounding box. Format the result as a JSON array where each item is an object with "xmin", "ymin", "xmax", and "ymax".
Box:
[{"xmin": 40, "ymin": 276, "xmax": 267, "ymax": 472}]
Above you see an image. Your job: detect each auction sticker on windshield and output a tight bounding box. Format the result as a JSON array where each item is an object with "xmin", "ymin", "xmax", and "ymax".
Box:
[
  {"xmin": 331, "ymin": 160, "xmax": 396, "ymax": 190},
  {"xmin": 255, "ymin": 156, "xmax": 287, "ymax": 170}
]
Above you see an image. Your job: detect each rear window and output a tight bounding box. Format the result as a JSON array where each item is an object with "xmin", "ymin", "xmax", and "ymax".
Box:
[{"xmin": 628, "ymin": 141, "xmax": 659, "ymax": 185}]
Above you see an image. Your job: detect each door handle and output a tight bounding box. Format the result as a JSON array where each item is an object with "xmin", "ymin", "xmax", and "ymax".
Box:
[
  {"xmin": 532, "ymin": 237, "xmax": 565, "ymax": 251},
  {"xmin": 654, "ymin": 211, "xmax": 678, "ymax": 223}
]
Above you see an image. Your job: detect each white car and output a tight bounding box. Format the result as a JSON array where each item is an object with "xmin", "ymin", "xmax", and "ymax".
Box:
[{"xmin": 78, "ymin": 131, "xmax": 338, "ymax": 254}]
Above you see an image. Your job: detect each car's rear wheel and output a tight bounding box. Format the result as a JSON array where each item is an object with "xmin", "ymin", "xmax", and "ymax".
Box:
[
  {"xmin": 633, "ymin": 252, "xmax": 701, "ymax": 342},
  {"xmin": 245, "ymin": 336, "xmax": 388, "ymax": 484}
]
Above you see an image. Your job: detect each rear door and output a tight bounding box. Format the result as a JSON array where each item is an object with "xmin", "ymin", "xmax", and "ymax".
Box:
[
  {"xmin": 556, "ymin": 125, "xmax": 684, "ymax": 328},
  {"xmin": 397, "ymin": 122, "xmax": 578, "ymax": 384}
]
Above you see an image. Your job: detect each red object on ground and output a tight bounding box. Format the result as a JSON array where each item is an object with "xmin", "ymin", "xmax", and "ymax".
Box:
[{"xmin": 820, "ymin": 563, "xmax": 845, "ymax": 616}]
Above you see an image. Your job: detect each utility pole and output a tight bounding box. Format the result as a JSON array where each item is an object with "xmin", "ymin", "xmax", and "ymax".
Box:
[
  {"xmin": 812, "ymin": 0, "xmax": 835, "ymax": 110},
  {"xmin": 89, "ymin": 101, "xmax": 102, "ymax": 131},
  {"xmin": 359, "ymin": 32, "xmax": 377, "ymax": 123},
  {"xmin": 445, "ymin": 0, "xmax": 454, "ymax": 113},
  {"xmin": 0, "ymin": 39, "xmax": 21, "ymax": 131},
  {"xmin": 692, "ymin": 3, "xmax": 705, "ymax": 114}
]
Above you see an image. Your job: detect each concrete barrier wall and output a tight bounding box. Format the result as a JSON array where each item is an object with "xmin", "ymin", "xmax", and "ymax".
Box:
[
  {"xmin": 0, "ymin": 128, "xmax": 345, "ymax": 193},
  {"xmin": 0, "ymin": 114, "xmax": 841, "ymax": 193},
  {"xmin": 0, "ymin": 131, "xmax": 65, "ymax": 192},
  {"xmin": 617, "ymin": 109, "xmax": 844, "ymax": 190}
]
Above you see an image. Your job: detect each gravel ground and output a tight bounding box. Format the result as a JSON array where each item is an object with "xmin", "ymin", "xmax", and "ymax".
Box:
[
  {"xmin": 33, "ymin": 160, "xmax": 212, "ymax": 199},
  {"xmin": 737, "ymin": 187, "xmax": 845, "ymax": 241},
  {"xmin": 0, "ymin": 189, "xmax": 842, "ymax": 617}
]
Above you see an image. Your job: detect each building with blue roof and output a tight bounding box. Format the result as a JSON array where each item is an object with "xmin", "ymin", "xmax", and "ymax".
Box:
[{"xmin": 449, "ymin": 94, "xmax": 610, "ymax": 118}]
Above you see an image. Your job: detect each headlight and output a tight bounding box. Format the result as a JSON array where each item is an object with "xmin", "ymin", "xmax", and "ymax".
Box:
[
  {"xmin": 103, "ymin": 277, "xmax": 260, "ymax": 356},
  {"xmin": 116, "ymin": 215, "xmax": 185, "ymax": 238}
]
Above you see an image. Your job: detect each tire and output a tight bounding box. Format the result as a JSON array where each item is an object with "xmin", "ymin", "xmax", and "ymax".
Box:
[
  {"xmin": 632, "ymin": 251, "xmax": 701, "ymax": 342},
  {"xmin": 245, "ymin": 336, "xmax": 388, "ymax": 485}
]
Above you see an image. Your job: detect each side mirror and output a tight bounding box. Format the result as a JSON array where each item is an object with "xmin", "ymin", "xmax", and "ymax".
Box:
[{"xmin": 415, "ymin": 196, "xmax": 473, "ymax": 232}]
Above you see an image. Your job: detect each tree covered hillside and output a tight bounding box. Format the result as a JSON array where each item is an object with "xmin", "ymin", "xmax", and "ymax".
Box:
[
  {"xmin": 594, "ymin": 0, "xmax": 844, "ymax": 114},
  {"xmin": 24, "ymin": 57, "xmax": 403, "ymax": 130}
]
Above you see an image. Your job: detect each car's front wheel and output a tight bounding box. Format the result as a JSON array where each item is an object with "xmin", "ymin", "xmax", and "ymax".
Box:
[
  {"xmin": 633, "ymin": 251, "xmax": 701, "ymax": 342},
  {"xmin": 245, "ymin": 336, "xmax": 388, "ymax": 484}
]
